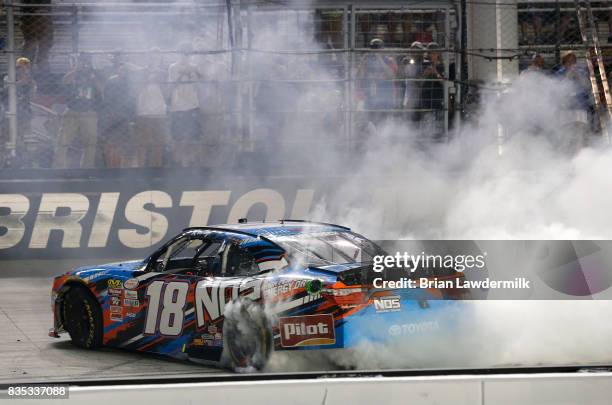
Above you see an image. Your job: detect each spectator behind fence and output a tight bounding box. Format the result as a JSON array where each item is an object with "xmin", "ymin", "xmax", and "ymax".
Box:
[
  {"xmin": 103, "ymin": 50, "xmax": 139, "ymax": 81},
  {"xmin": 519, "ymin": 10, "xmax": 544, "ymax": 45},
  {"xmin": 2, "ymin": 57, "xmax": 36, "ymax": 167},
  {"xmin": 357, "ymin": 38, "xmax": 398, "ymax": 112},
  {"xmin": 54, "ymin": 53, "xmax": 103, "ymax": 169},
  {"xmin": 556, "ymin": 52, "xmax": 590, "ymax": 113},
  {"xmin": 16, "ymin": 58, "xmax": 35, "ymax": 145},
  {"xmin": 419, "ymin": 43, "xmax": 445, "ymax": 138},
  {"xmin": 168, "ymin": 43, "xmax": 202, "ymax": 167},
  {"xmin": 100, "ymin": 63, "xmax": 136, "ymax": 168},
  {"xmin": 521, "ymin": 53, "xmax": 546, "ymax": 76},
  {"xmin": 556, "ymin": 51, "xmax": 591, "ymax": 151},
  {"xmin": 399, "ymin": 41, "xmax": 425, "ymax": 112},
  {"xmin": 135, "ymin": 48, "xmax": 168, "ymax": 167}
]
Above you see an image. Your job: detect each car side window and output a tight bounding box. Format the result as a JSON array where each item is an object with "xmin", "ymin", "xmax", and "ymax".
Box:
[
  {"xmin": 158, "ymin": 237, "xmax": 205, "ymax": 272},
  {"xmin": 219, "ymin": 243, "xmax": 260, "ymax": 277},
  {"xmin": 192, "ymin": 241, "xmax": 223, "ymax": 275}
]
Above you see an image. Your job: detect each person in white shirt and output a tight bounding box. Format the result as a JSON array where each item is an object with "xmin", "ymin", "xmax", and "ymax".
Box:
[
  {"xmin": 135, "ymin": 48, "xmax": 168, "ymax": 167},
  {"xmin": 168, "ymin": 43, "xmax": 202, "ymax": 167}
]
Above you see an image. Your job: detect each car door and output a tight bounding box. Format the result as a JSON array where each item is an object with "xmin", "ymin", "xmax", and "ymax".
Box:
[
  {"xmin": 110, "ymin": 234, "xmax": 216, "ymax": 353},
  {"xmin": 117, "ymin": 234, "xmax": 265, "ymax": 360}
]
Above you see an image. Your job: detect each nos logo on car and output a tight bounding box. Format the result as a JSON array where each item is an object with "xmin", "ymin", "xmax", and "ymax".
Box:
[{"xmin": 373, "ymin": 296, "xmax": 401, "ymax": 313}]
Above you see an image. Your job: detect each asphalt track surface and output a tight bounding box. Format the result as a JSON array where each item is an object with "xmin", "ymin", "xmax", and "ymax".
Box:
[{"xmin": 0, "ymin": 277, "xmax": 224, "ymax": 383}]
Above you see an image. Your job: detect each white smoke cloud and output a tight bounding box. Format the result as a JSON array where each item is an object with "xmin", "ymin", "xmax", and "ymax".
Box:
[{"xmin": 309, "ymin": 72, "xmax": 610, "ymax": 241}]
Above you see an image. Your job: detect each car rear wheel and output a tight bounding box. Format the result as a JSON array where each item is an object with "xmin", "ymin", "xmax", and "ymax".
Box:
[
  {"xmin": 223, "ymin": 299, "xmax": 272, "ymax": 371},
  {"xmin": 62, "ymin": 285, "xmax": 103, "ymax": 349}
]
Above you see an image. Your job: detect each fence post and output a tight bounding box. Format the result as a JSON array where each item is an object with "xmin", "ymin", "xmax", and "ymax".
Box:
[
  {"xmin": 71, "ymin": 5, "xmax": 79, "ymax": 53},
  {"xmin": 343, "ymin": 5, "xmax": 350, "ymax": 151},
  {"xmin": 5, "ymin": 0, "xmax": 18, "ymax": 162}
]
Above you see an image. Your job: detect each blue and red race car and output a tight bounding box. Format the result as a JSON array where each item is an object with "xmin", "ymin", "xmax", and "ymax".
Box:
[{"xmin": 50, "ymin": 220, "xmax": 465, "ymax": 370}]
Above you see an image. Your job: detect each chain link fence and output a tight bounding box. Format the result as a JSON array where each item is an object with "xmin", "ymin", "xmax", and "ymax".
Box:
[
  {"xmin": 2, "ymin": 0, "xmax": 610, "ymax": 170},
  {"xmin": 467, "ymin": 0, "xmax": 612, "ymax": 148}
]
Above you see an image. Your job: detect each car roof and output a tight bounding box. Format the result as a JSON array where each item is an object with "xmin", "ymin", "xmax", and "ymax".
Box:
[{"xmin": 183, "ymin": 220, "xmax": 351, "ymax": 238}]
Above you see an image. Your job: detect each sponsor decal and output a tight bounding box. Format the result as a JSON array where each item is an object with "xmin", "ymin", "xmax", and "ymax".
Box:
[
  {"xmin": 108, "ymin": 288, "xmax": 122, "ymax": 296},
  {"xmin": 214, "ymin": 333, "xmax": 222, "ymax": 340},
  {"xmin": 107, "ymin": 279, "xmax": 122, "ymax": 289},
  {"xmin": 194, "ymin": 278, "xmax": 263, "ymax": 324},
  {"xmin": 124, "ymin": 290, "xmax": 138, "ymax": 299},
  {"xmin": 110, "ymin": 305, "xmax": 122, "ymax": 314},
  {"xmin": 388, "ymin": 321, "xmax": 440, "ymax": 336},
  {"xmin": 123, "ymin": 299, "xmax": 139, "ymax": 307},
  {"xmin": 125, "ymin": 312, "xmax": 137, "ymax": 318},
  {"xmin": 192, "ymin": 338, "xmax": 205, "ymax": 346},
  {"xmin": 145, "ymin": 277, "xmax": 315, "ymax": 335},
  {"xmin": 110, "ymin": 313, "xmax": 123, "ymax": 322},
  {"xmin": 279, "ymin": 314, "xmax": 335, "ymax": 347},
  {"xmin": 124, "ymin": 278, "xmax": 139, "ymax": 289},
  {"xmin": 207, "ymin": 325, "xmax": 218, "ymax": 334},
  {"xmin": 81, "ymin": 273, "xmax": 105, "ymax": 283},
  {"xmin": 373, "ymin": 295, "xmax": 401, "ymax": 313},
  {"xmin": 202, "ymin": 333, "xmax": 215, "ymax": 340},
  {"xmin": 110, "ymin": 296, "xmax": 121, "ymax": 306},
  {"xmin": 263, "ymin": 279, "xmax": 307, "ymax": 298}
]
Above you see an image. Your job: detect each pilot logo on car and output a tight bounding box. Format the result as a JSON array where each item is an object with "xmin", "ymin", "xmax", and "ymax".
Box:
[{"xmin": 279, "ymin": 314, "xmax": 335, "ymax": 347}]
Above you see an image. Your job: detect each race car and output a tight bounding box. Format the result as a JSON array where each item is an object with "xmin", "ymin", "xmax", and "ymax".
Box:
[{"xmin": 50, "ymin": 220, "xmax": 466, "ymax": 370}]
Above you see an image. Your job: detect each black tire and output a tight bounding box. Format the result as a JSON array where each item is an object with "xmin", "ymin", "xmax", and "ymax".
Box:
[
  {"xmin": 62, "ymin": 285, "xmax": 103, "ymax": 349},
  {"xmin": 223, "ymin": 299, "xmax": 272, "ymax": 371}
]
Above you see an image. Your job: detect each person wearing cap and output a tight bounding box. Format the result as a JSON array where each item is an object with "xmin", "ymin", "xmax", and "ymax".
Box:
[
  {"xmin": 53, "ymin": 53, "xmax": 104, "ymax": 168},
  {"xmin": 419, "ymin": 42, "xmax": 445, "ymax": 139},
  {"xmin": 398, "ymin": 41, "xmax": 425, "ymax": 113},
  {"xmin": 356, "ymin": 38, "xmax": 398, "ymax": 115},
  {"xmin": 555, "ymin": 51, "xmax": 591, "ymax": 152},
  {"xmin": 100, "ymin": 60, "xmax": 136, "ymax": 168},
  {"xmin": 15, "ymin": 57, "xmax": 36, "ymax": 122}
]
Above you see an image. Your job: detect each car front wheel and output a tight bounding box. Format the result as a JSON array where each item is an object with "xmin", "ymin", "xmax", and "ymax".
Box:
[
  {"xmin": 62, "ymin": 285, "xmax": 103, "ymax": 349},
  {"xmin": 223, "ymin": 299, "xmax": 272, "ymax": 371}
]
